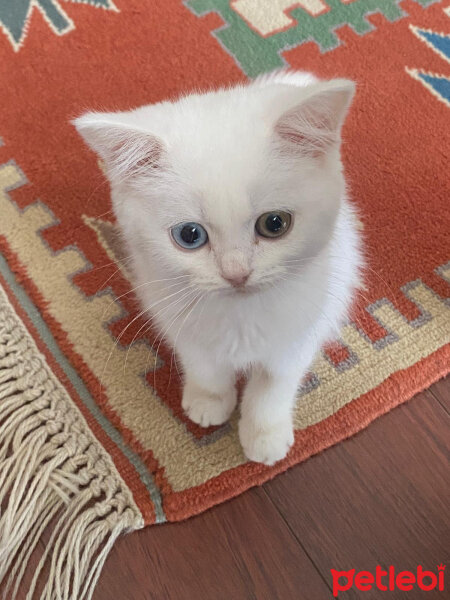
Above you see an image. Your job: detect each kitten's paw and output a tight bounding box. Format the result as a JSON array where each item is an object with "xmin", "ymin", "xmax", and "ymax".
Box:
[
  {"xmin": 239, "ymin": 419, "xmax": 294, "ymax": 465},
  {"xmin": 182, "ymin": 386, "xmax": 236, "ymax": 427}
]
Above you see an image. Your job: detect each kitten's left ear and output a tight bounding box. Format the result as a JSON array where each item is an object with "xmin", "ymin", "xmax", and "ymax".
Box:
[
  {"xmin": 72, "ymin": 112, "xmax": 164, "ymax": 183},
  {"xmin": 274, "ymin": 79, "xmax": 355, "ymax": 157}
]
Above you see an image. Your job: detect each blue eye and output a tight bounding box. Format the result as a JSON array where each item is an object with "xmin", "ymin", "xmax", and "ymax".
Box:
[{"xmin": 171, "ymin": 222, "xmax": 208, "ymax": 250}]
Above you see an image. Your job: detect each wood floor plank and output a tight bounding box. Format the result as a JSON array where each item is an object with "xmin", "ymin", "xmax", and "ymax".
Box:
[
  {"xmin": 429, "ymin": 376, "xmax": 450, "ymax": 414},
  {"xmin": 0, "ymin": 539, "xmax": 46, "ymax": 600},
  {"xmin": 93, "ymin": 486, "xmax": 331, "ymax": 600},
  {"xmin": 262, "ymin": 389, "xmax": 450, "ymax": 599}
]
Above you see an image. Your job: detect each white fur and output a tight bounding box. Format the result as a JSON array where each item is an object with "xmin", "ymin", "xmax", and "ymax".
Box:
[{"xmin": 74, "ymin": 71, "xmax": 363, "ymax": 465}]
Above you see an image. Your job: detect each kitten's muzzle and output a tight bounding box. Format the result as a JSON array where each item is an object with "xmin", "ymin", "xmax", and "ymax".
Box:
[
  {"xmin": 219, "ymin": 250, "xmax": 252, "ymax": 288},
  {"xmin": 222, "ymin": 271, "xmax": 251, "ymax": 288}
]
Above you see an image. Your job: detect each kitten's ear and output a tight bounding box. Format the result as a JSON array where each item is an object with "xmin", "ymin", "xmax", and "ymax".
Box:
[
  {"xmin": 72, "ymin": 112, "xmax": 164, "ymax": 182},
  {"xmin": 274, "ymin": 79, "xmax": 355, "ymax": 158}
]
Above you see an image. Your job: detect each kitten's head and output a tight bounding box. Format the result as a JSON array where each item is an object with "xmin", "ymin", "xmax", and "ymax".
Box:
[{"xmin": 74, "ymin": 74, "xmax": 354, "ymax": 294}]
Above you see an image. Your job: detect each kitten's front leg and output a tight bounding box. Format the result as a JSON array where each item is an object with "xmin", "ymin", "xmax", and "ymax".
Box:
[
  {"xmin": 181, "ymin": 360, "xmax": 237, "ymax": 428},
  {"xmin": 239, "ymin": 365, "xmax": 303, "ymax": 465}
]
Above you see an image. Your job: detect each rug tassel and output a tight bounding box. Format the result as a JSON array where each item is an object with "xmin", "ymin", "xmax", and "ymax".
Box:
[{"xmin": 0, "ymin": 301, "xmax": 143, "ymax": 599}]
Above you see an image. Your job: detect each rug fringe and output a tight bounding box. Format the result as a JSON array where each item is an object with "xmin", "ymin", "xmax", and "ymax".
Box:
[{"xmin": 0, "ymin": 292, "xmax": 143, "ymax": 599}]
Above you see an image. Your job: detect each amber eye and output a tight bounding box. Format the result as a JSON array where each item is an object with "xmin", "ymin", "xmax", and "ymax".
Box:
[{"xmin": 255, "ymin": 211, "xmax": 292, "ymax": 239}]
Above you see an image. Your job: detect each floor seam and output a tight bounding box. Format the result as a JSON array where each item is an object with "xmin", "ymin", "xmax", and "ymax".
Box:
[
  {"xmin": 428, "ymin": 384, "xmax": 450, "ymax": 416},
  {"xmin": 261, "ymin": 487, "xmax": 334, "ymax": 597}
]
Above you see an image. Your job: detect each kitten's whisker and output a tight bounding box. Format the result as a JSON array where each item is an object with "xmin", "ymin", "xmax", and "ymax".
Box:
[
  {"xmin": 282, "ymin": 253, "xmax": 371, "ymax": 308},
  {"xmin": 168, "ymin": 292, "xmax": 209, "ymax": 389},
  {"xmin": 96, "ymin": 257, "xmax": 136, "ymax": 292},
  {"xmin": 100, "ymin": 306, "xmax": 149, "ymax": 392},
  {"xmin": 92, "ymin": 208, "xmax": 115, "ymax": 220},
  {"xmin": 290, "ymin": 251, "xmax": 388, "ymax": 299},
  {"xmin": 141, "ymin": 287, "xmax": 198, "ymax": 357},
  {"xmin": 159, "ymin": 292, "xmax": 204, "ymax": 390},
  {"xmin": 293, "ymin": 274, "xmax": 366, "ymax": 330},
  {"xmin": 273, "ymin": 269, "xmax": 367, "ymax": 332},
  {"xmin": 360, "ymin": 264, "xmax": 395, "ymax": 298},
  {"xmin": 123, "ymin": 285, "xmax": 197, "ymax": 375},
  {"xmin": 86, "ymin": 239, "xmax": 174, "ymax": 281},
  {"xmin": 101, "ymin": 284, "xmax": 195, "ymax": 389},
  {"xmin": 101, "ymin": 275, "xmax": 190, "ymax": 319},
  {"xmin": 142, "ymin": 285, "xmax": 198, "ymax": 336},
  {"xmin": 147, "ymin": 290, "xmax": 200, "ymax": 386},
  {"xmin": 87, "ymin": 255, "xmax": 134, "ymax": 275},
  {"xmin": 122, "ymin": 317, "xmax": 153, "ymax": 377},
  {"xmin": 81, "ymin": 177, "xmax": 113, "ymax": 208}
]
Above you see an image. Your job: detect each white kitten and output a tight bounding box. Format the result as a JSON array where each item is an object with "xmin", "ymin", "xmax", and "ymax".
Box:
[{"xmin": 74, "ymin": 71, "xmax": 363, "ymax": 465}]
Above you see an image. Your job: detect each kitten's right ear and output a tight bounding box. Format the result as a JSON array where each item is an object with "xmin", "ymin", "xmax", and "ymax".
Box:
[
  {"xmin": 72, "ymin": 112, "xmax": 164, "ymax": 183},
  {"xmin": 274, "ymin": 79, "xmax": 355, "ymax": 159}
]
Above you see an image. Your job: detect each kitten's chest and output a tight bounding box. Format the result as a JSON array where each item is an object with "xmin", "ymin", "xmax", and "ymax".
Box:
[
  {"xmin": 191, "ymin": 293, "xmax": 303, "ymax": 366},
  {"xmin": 208, "ymin": 310, "xmax": 266, "ymax": 355}
]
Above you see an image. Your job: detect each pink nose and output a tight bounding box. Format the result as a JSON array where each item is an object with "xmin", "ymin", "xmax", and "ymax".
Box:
[{"xmin": 223, "ymin": 272, "xmax": 251, "ymax": 287}]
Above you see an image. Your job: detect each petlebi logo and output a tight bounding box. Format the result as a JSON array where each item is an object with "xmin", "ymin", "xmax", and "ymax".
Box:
[{"xmin": 331, "ymin": 564, "xmax": 446, "ymax": 597}]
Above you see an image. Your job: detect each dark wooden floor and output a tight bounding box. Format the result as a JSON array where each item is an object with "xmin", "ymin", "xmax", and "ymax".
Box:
[{"xmin": 17, "ymin": 377, "xmax": 450, "ymax": 599}]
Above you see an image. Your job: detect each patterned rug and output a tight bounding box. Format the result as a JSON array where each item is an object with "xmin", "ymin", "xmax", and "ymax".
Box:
[{"xmin": 0, "ymin": 0, "xmax": 449, "ymax": 597}]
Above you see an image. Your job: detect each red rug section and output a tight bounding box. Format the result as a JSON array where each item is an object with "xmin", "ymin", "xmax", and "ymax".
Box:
[{"xmin": 0, "ymin": 0, "xmax": 449, "ymax": 523}]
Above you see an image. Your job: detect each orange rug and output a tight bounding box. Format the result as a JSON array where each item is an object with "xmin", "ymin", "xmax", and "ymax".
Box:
[{"xmin": 0, "ymin": 0, "xmax": 449, "ymax": 597}]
